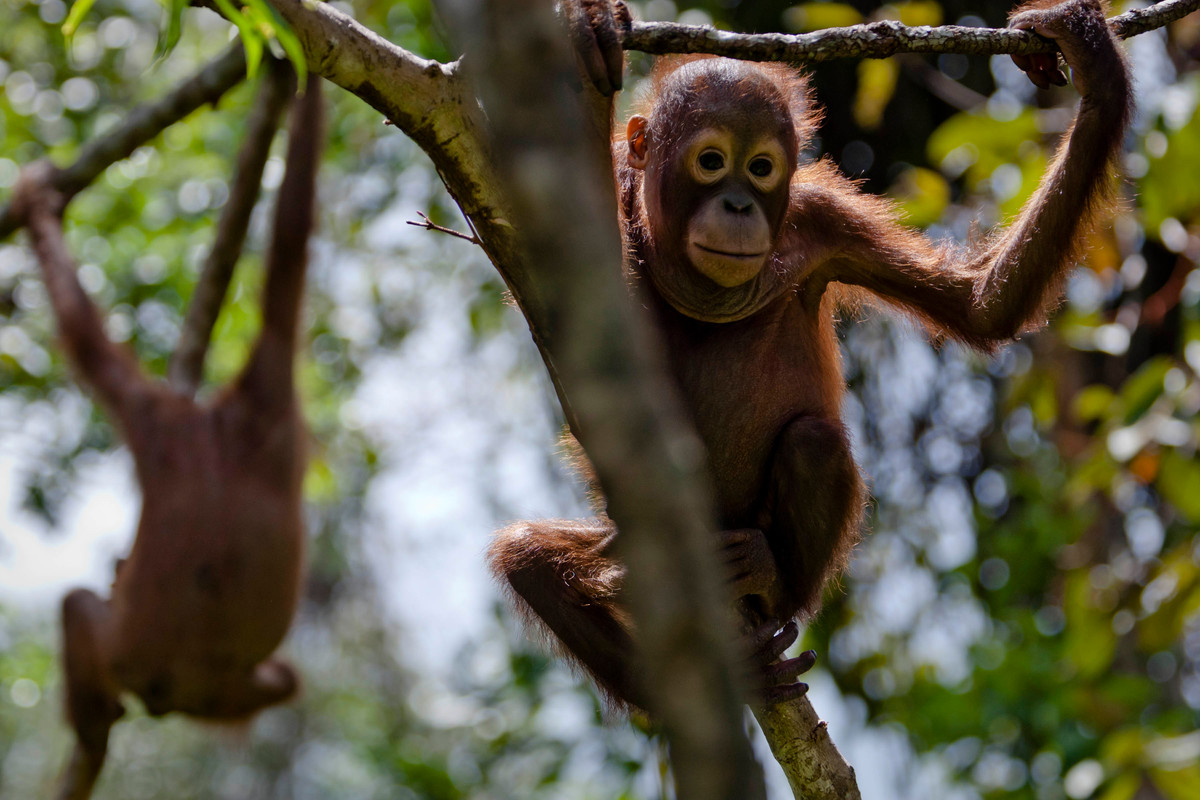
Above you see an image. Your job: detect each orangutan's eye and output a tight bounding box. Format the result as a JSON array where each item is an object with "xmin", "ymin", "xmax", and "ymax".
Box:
[
  {"xmin": 749, "ymin": 158, "xmax": 774, "ymax": 178},
  {"xmin": 698, "ymin": 151, "xmax": 725, "ymax": 172}
]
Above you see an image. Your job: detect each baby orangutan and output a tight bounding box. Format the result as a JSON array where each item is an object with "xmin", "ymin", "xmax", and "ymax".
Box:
[
  {"xmin": 490, "ymin": 0, "xmax": 1133, "ymax": 712},
  {"xmin": 10, "ymin": 74, "xmax": 323, "ymax": 798}
]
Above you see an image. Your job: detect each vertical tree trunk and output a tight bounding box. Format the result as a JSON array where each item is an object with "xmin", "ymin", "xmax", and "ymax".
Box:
[{"xmin": 438, "ymin": 1, "xmax": 769, "ymax": 798}]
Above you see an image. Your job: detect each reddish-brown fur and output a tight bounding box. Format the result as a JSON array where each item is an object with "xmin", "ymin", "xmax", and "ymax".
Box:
[
  {"xmin": 11, "ymin": 75, "xmax": 324, "ymax": 799},
  {"xmin": 492, "ymin": 0, "xmax": 1131, "ymax": 712}
]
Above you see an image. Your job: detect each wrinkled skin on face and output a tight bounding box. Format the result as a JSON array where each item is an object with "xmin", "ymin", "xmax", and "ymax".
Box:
[
  {"xmin": 679, "ymin": 126, "xmax": 789, "ymax": 287},
  {"xmin": 625, "ymin": 59, "xmax": 804, "ymax": 321}
]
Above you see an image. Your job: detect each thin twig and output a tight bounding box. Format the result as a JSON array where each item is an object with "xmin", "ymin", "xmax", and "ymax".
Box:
[
  {"xmin": 406, "ymin": 211, "xmax": 481, "ymax": 245},
  {"xmin": 0, "ymin": 44, "xmax": 247, "ymax": 241},
  {"xmin": 168, "ymin": 59, "xmax": 295, "ymax": 395},
  {"xmin": 623, "ymin": 0, "xmax": 1200, "ymax": 63}
]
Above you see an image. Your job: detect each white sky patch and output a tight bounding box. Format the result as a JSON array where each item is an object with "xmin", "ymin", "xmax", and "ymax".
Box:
[{"xmin": 0, "ymin": 441, "xmax": 136, "ymax": 605}]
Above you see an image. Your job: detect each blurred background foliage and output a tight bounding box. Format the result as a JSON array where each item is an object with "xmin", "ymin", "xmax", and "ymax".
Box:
[{"xmin": 0, "ymin": 1, "xmax": 1198, "ymax": 799}]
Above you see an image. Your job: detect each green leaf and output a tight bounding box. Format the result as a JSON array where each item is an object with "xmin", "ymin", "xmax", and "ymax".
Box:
[
  {"xmin": 1141, "ymin": 75, "xmax": 1200, "ymax": 229},
  {"xmin": 783, "ymin": 3, "xmax": 863, "ymax": 32},
  {"xmin": 1098, "ymin": 772, "xmax": 1142, "ymax": 800},
  {"xmin": 1151, "ymin": 765, "xmax": 1200, "ymax": 800},
  {"xmin": 1063, "ymin": 570, "xmax": 1116, "ymax": 678},
  {"xmin": 1073, "ymin": 384, "xmax": 1116, "ymax": 424},
  {"xmin": 157, "ymin": 0, "xmax": 189, "ymax": 59},
  {"xmin": 1116, "ymin": 356, "xmax": 1172, "ymax": 425},
  {"xmin": 1157, "ymin": 449, "xmax": 1200, "ymax": 522},
  {"xmin": 927, "ymin": 110, "xmax": 1040, "ymax": 190},
  {"xmin": 1030, "ymin": 371, "xmax": 1058, "ymax": 426},
  {"xmin": 213, "ymin": 0, "xmax": 264, "ymax": 78},
  {"xmin": 469, "ymin": 281, "xmax": 507, "ymax": 338},
  {"xmin": 244, "ymin": 0, "xmax": 308, "ymax": 87},
  {"xmin": 1137, "ymin": 548, "xmax": 1198, "ymax": 651},
  {"xmin": 61, "ymin": 0, "xmax": 97, "ymax": 38}
]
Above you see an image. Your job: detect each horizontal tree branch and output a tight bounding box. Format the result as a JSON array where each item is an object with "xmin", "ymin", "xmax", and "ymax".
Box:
[
  {"xmin": 624, "ymin": 0, "xmax": 1200, "ymax": 62},
  {"xmin": 0, "ymin": 43, "xmax": 247, "ymax": 241}
]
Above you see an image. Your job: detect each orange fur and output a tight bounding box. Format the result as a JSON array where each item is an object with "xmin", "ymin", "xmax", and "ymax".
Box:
[
  {"xmin": 13, "ymin": 73, "xmax": 325, "ymax": 800},
  {"xmin": 495, "ymin": 0, "xmax": 1131, "ymax": 713}
]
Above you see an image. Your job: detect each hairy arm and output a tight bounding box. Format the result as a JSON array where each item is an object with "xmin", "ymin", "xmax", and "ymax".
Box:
[
  {"xmin": 562, "ymin": 0, "xmax": 631, "ymax": 147},
  {"xmin": 236, "ymin": 73, "xmax": 323, "ymax": 407},
  {"xmin": 803, "ymin": 0, "xmax": 1132, "ymax": 348},
  {"xmin": 11, "ymin": 164, "xmax": 151, "ymax": 421}
]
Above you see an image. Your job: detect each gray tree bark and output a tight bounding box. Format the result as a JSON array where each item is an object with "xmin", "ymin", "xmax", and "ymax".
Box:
[
  {"xmin": 624, "ymin": 0, "xmax": 1200, "ymax": 62},
  {"xmin": 438, "ymin": 2, "xmax": 769, "ymax": 798}
]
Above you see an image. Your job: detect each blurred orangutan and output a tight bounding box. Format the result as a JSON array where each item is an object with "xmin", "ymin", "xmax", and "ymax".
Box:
[{"xmin": 9, "ymin": 73, "xmax": 323, "ymax": 799}]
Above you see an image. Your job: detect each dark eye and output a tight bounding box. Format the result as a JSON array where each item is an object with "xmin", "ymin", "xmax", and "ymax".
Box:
[
  {"xmin": 698, "ymin": 151, "xmax": 725, "ymax": 171},
  {"xmin": 749, "ymin": 158, "xmax": 773, "ymax": 178}
]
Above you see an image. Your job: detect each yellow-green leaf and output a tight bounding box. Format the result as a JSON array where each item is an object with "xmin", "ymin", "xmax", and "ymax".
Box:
[
  {"xmin": 1073, "ymin": 384, "xmax": 1116, "ymax": 424},
  {"xmin": 783, "ymin": 3, "xmax": 863, "ymax": 32},
  {"xmin": 1151, "ymin": 764, "xmax": 1200, "ymax": 800},
  {"xmin": 61, "ymin": 0, "xmax": 97, "ymax": 38},
  {"xmin": 928, "ymin": 110, "xmax": 1041, "ymax": 190},
  {"xmin": 1100, "ymin": 728, "xmax": 1145, "ymax": 768},
  {"xmin": 303, "ymin": 456, "xmax": 338, "ymax": 502},
  {"xmin": 213, "ymin": 0, "xmax": 264, "ymax": 78},
  {"xmin": 244, "ymin": 0, "xmax": 308, "ymax": 87},
  {"xmin": 157, "ymin": 0, "xmax": 189, "ymax": 58},
  {"xmin": 1098, "ymin": 771, "xmax": 1141, "ymax": 800},
  {"xmin": 889, "ymin": 167, "xmax": 949, "ymax": 227},
  {"xmin": 893, "ymin": 2, "xmax": 943, "ymax": 27},
  {"xmin": 1157, "ymin": 449, "xmax": 1200, "ymax": 522},
  {"xmin": 854, "ymin": 59, "xmax": 899, "ymax": 130}
]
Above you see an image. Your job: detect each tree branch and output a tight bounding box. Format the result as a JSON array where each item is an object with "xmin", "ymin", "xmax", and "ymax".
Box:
[
  {"xmin": 755, "ymin": 700, "xmax": 860, "ymax": 799},
  {"xmin": 256, "ymin": 1, "xmax": 498, "ymax": 229},
  {"xmin": 406, "ymin": 211, "xmax": 481, "ymax": 245},
  {"xmin": 246, "ymin": 0, "xmax": 464, "ymax": 146},
  {"xmin": 168, "ymin": 59, "xmax": 294, "ymax": 395},
  {"xmin": 1112, "ymin": 0, "xmax": 1200, "ymax": 39},
  {"xmin": 439, "ymin": 1, "xmax": 770, "ymax": 797},
  {"xmin": 623, "ymin": 0, "xmax": 1200, "ymax": 62},
  {"xmin": 0, "ymin": 43, "xmax": 247, "ymax": 241}
]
